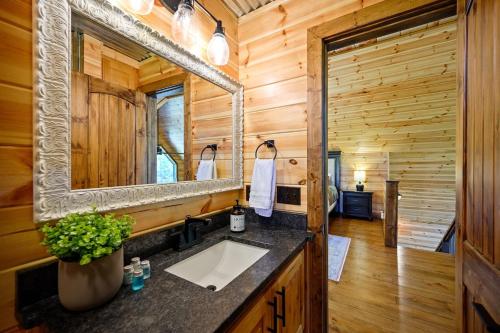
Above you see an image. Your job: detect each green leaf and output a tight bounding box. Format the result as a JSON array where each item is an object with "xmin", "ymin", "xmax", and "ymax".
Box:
[{"xmin": 40, "ymin": 207, "xmax": 135, "ymax": 265}]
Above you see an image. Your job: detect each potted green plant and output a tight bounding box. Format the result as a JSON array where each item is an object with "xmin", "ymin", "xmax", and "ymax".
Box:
[{"xmin": 41, "ymin": 208, "xmax": 134, "ymax": 311}]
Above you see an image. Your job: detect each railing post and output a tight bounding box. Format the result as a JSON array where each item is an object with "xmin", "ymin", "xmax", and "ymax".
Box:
[{"xmin": 384, "ymin": 180, "xmax": 399, "ymax": 248}]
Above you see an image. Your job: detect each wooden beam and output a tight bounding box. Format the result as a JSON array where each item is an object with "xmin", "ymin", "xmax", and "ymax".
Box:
[
  {"xmin": 184, "ymin": 75, "xmax": 193, "ymax": 180},
  {"xmin": 384, "ymin": 180, "xmax": 399, "ymax": 247}
]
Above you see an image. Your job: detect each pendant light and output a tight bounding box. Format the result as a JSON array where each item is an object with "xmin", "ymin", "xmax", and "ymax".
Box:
[
  {"xmin": 121, "ymin": 0, "xmax": 154, "ymax": 15},
  {"xmin": 167, "ymin": 0, "xmax": 230, "ymax": 66},
  {"xmin": 172, "ymin": 0, "xmax": 194, "ymax": 44},
  {"xmin": 206, "ymin": 20, "xmax": 229, "ymax": 66}
]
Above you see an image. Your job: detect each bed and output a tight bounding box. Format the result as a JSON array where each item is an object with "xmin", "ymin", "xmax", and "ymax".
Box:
[{"xmin": 327, "ymin": 151, "xmax": 341, "ymax": 214}]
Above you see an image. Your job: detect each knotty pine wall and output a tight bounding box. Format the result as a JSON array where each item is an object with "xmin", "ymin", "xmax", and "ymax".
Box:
[
  {"xmin": 328, "ymin": 17, "xmax": 457, "ymax": 250},
  {"xmin": 238, "ymin": 0, "xmax": 385, "ymax": 212},
  {"xmin": 192, "ymin": 76, "xmax": 234, "ymax": 180},
  {"xmin": 0, "ymin": 1, "xmax": 238, "ymax": 330}
]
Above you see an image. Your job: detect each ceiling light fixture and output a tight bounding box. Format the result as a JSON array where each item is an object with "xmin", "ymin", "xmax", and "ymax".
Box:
[
  {"xmin": 171, "ymin": 0, "xmax": 194, "ymax": 44},
  {"xmin": 206, "ymin": 20, "xmax": 229, "ymax": 66},
  {"xmin": 121, "ymin": 0, "xmax": 154, "ymax": 16},
  {"xmin": 168, "ymin": 0, "xmax": 229, "ymax": 66}
]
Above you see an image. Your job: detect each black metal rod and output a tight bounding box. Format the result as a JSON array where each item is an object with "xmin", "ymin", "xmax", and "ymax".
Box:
[
  {"xmin": 194, "ymin": 0, "xmax": 219, "ymax": 24},
  {"xmin": 276, "ymin": 287, "xmax": 286, "ymax": 327},
  {"xmin": 267, "ymin": 296, "xmax": 278, "ymax": 333},
  {"xmin": 200, "ymin": 144, "xmax": 217, "ymax": 161},
  {"xmin": 255, "ymin": 140, "xmax": 277, "ymax": 160}
]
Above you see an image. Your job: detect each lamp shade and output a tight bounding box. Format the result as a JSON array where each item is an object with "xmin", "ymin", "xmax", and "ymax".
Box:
[
  {"xmin": 172, "ymin": 0, "xmax": 194, "ymax": 44},
  {"xmin": 121, "ymin": 0, "xmax": 154, "ymax": 15},
  {"xmin": 207, "ymin": 21, "xmax": 229, "ymax": 66},
  {"xmin": 354, "ymin": 170, "xmax": 366, "ymax": 183}
]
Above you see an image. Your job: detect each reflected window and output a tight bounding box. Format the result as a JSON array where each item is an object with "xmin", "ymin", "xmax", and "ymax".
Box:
[{"xmin": 157, "ymin": 146, "xmax": 177, "ymax": 183}]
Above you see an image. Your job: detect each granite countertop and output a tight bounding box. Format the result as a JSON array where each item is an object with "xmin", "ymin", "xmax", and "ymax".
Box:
[{"xmin": 23, "ymin": 221, "xmax": 309, "ymax": 333}]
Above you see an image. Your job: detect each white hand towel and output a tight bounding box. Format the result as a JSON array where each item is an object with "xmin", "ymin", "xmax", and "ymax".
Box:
[
  {"xmin": 249, "ymin": 158, "xmax": 276, "ymax": 217},
  {"xmin": 212, "ymin": 161, "xmax": 218, "ymax": 179},
  {"xmin": 196, "ymin": 160, "xmax": 217, "ymax": 181}
]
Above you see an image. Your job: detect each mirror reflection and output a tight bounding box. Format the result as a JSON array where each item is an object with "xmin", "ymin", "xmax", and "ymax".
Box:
[{"xmin": 70, "ymin": 13, "xmax": 233, "ymax": 190}]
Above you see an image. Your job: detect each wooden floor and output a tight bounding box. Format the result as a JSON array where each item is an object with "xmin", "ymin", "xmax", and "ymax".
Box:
[{"xmin": 328, "ymin": 217, "xmax": 455, "ymax": 333}]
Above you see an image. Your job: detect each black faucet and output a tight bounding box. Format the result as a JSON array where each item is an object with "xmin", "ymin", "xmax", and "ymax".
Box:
[{"xmin": 173, "ymin": 216, "xmax": 211, "ymax": 251}]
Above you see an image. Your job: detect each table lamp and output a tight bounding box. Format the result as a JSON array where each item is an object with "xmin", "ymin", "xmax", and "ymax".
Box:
[{"xmin": 354, "ymin": 170, "xmax": 366, "ymax": 191}]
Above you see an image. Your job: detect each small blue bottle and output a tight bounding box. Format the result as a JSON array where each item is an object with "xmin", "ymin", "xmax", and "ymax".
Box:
[
  {"xmin": 141, "ymin": 260, "xmax": 151, "ymax": 279},
  {"xmin": 132, "ymin": 269, "xmax": 144, "ymax": 292}
]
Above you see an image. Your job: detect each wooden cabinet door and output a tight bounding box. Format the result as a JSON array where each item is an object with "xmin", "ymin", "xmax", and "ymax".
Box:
[
  {"xmin": 274, "ymin": 251, "xmax": 305, "ymax": 333},
  {"xmin": 229, "ymin": 291, "xmax": 272, "ymax": 333},
  {"xmin": 229, "ymin": 249, "xmax": 305, "ymax": 333},
  {"xmin": 457, "ymin": 0, "xmax": 500, "ymax": 332}
]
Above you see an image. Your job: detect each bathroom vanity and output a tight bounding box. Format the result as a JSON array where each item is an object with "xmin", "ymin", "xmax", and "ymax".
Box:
[
  {"xmin": 21, "ymin": 1, "xmax": 308, "ymax": 331},
  {"xmin": 228, "ymin": 248, "xmax": 304, "ymax": 333},
  {"xmin": 18, "ymin": 213, "xmax": 308, "ymax": 333}
]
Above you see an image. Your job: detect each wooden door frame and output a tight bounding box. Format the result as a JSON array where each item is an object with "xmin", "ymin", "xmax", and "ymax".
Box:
[{"xmin": 305, "ymin": 0, "xmax": 456, "ymax": 331}]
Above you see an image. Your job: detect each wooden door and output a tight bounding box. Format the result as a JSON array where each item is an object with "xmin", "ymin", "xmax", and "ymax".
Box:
[
  {"xmin": 71, "ymin": 72, "xmax": 148, "ymax": 189},
  {"xmin": 457, "ymin": 0, "xmax": 500, "ymax": 332}
]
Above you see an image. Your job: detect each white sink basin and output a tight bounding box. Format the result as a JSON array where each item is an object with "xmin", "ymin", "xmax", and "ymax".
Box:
[{"xmin": 164, "ymin": 240, "xmax": 269, "ymax": 291}]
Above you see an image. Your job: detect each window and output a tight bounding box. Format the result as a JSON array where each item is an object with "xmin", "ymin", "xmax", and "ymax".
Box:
[{"xmin": 156, "ymin": 146, "xmax": 177, "ymax": 183}]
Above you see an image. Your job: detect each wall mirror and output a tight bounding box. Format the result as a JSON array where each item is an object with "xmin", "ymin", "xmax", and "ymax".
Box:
[{"xmin": 34, "ymin": 0, "xmax": 243, "ymax": 222}]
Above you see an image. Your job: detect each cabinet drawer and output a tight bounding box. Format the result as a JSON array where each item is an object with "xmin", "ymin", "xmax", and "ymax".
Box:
[
  {"xmin": 344, "ymin": 196, "xmax": 369, "ymax": 205},
  {"xmin": 344, "ymin": 205, "xmax": 369, "ymax": 215}
]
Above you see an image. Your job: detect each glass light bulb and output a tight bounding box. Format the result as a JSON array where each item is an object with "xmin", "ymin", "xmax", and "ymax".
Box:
[
  {"xmin": 122, "ymin": 0, "xmax": 154, "ymax": 15},
  {"xmin": 172, "ymin": 3, "xmax": 194, "ymax": 44},
  {"xmin": 207, "ymin": 33, "xmax": 229, "ymax": 66}
]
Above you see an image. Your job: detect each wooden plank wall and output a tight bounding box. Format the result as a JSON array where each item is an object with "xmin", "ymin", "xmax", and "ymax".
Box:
[
  {"xmin": 82, "ymin": 34, "xmax": 140, "ymax": 90},
  {"xmin": 157, "ymin": 94, "xmax": 186, "ymax": 181},
  {"xmin": 0, "ymin": 1, "xmax": 238, "ymax": 330},
  {"xmin": 191, "ymin": 76, "xmax": 234, "ymax": 180},
  {"xmin": 328, "ymin": 17, "xmax": 457, "ymax": 250},
  {"xmin": 238, "ymin": 0, "xmax": 385, "ymax": 213}
]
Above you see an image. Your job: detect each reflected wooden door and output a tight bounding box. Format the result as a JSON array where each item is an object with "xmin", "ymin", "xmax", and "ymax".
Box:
[
  {"xmin": 71, "ymin": 72, "xmax": 148, "ymax": 189},
  {"xmin": 457, "ymin": 0, "xmax": 500, "ymax": 332}
]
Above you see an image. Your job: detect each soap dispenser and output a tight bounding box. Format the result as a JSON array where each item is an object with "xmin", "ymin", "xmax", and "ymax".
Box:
[{"xmin": 230, "ymin": 200, "xmax": 245, "ymax": 232}]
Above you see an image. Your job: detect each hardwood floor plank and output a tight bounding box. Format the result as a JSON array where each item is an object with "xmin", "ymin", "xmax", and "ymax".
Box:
[{"xmin": 328, "ymin": 217, "xmax": 456, "ymax": 333}]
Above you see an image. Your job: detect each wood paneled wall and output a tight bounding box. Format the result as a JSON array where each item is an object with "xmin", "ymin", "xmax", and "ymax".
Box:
[
  {"xmin": 191, "ymin": 76, "xmax": 234, "ymax": 180},
  {"xmin": 82, "ymin": 34, "xmax": 140, "ymax": 90},
  {"xmin": 238, "ymin": 0, "xmax": 385, "ymax": 213},
  {"xmin": 328, "ymin": 17, "xmax": 457, "ymax": 250},
  {"xmin": 0, "ymin": 1, "xmax": 238, "ymax": 330},
  {"xmin": 157, "ymin": 94, "xmax": 186, "ymax": 181}
]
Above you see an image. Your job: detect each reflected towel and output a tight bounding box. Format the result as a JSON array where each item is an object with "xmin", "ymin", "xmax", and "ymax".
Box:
[
  {"xmin": 197, "ymin": 160, "xmax": 217, "ymax": 180},
  {"xmin": 249, "ymin": 158, "xmax": 276, "ymax": 217}
]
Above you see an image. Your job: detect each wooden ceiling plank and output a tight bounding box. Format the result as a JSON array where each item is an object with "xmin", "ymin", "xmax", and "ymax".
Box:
[{"xmin": 222, "ymin": 0, "xmax": 245, "ymax": 17}]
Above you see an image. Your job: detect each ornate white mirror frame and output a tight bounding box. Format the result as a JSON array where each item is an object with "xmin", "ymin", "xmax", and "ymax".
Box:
[{"xmin": 33, "ymin": 0, "xmax": 243, "ymax": 222}]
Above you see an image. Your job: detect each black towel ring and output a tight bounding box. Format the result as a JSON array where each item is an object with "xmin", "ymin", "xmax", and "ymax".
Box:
[
  {"xmin": 200, "ymin": 144, "xmax": 217, "ymax": 161},
  {"xmin": 254, "ymin": 140, "xmax": 277, "ymax": 160}
]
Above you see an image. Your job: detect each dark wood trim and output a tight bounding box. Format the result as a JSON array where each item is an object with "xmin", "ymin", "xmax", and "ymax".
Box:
[
  {"xmin": 183, "ymin": 74, "xmax": 193, "ymax": 181},
  {"xmin": 306, "ymin": 1, "xmax": 457, "ymax": 332},
  {"xmin": 327, "ymin": 151, "xmax": 341, "ymax": 192},
  {"xmin": 325, "ymin": 0, "xmax": 456, "ymax": 51},
  {"xmin": 384, "ymin": 181, "xmax": 399, "ymax": 247},
  {"xmin": 456, "ymin": 0, "xmax": 467, "ymax": 331}
]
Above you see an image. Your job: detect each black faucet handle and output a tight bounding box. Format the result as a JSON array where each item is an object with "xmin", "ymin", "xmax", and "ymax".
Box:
[{"xmin": 185, "ymin": 216, "xmax": 211, "ymax": 226}]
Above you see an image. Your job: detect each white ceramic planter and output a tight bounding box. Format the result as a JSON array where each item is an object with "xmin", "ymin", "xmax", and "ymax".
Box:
[{"xmin": 58, "ymin": 247, "xmax": 124, "ymax": 311}]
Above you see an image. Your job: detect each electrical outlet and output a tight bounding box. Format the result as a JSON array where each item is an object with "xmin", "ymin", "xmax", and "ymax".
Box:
[
  {"xmin": 276, "ymin": 186, "xmax": 301, "ymax": 205},
  {"xmin": 245, "ymin": 185, "xmax": 301, "ymax": 206}
]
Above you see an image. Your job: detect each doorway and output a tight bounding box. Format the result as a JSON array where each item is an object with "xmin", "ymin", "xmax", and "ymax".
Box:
[{"xmin": 304, "ymin": 0, "xmax": 457, "ymax": 332}]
